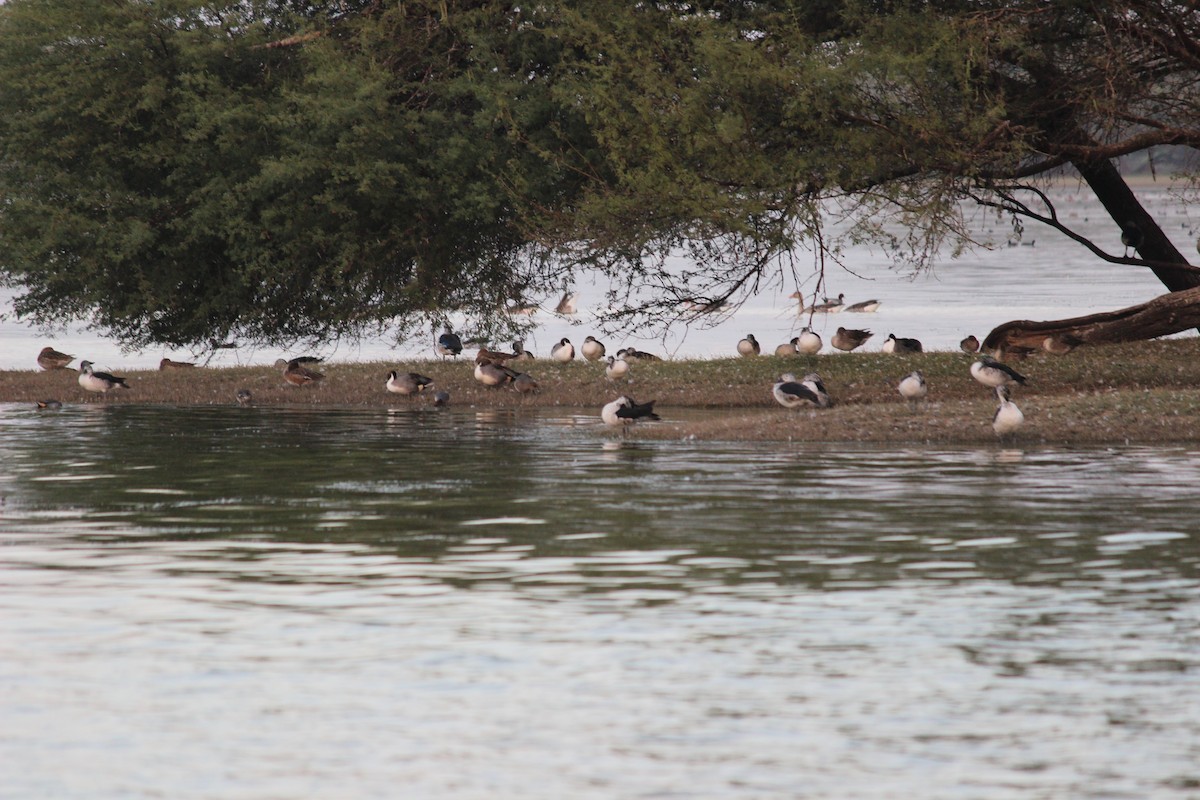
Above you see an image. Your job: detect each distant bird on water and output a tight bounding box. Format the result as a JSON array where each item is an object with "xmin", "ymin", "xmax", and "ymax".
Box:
[
  {"xmin": 551, "ymin": 337, "xmax": 575, "ymax": 363},
  {"xmin": 771, "ymin": 373, "xmax": 825, "ymax": 409},
  {"xmin": 235, "ymin": 389, "xmax": 253, "ymax": 406},
  {"xmin": 844, "ymin": 298, "xmax": 881, "ymax": 313},
  {"xmin": 897, "ymin": 370, "xmax": 927, "ymax": 406},
  {"xmin": 992, "ymin": 385, "xmax": 1024, "ymax": 438},
  {"xmin": 960, "ymin": 335, "xmax": 980, "ymax": 354},
  {"xmin": 581, "ymin": 335, "xmax": 606, "ymax": 362},
  {"xmin": 832, "ymin": 327, "xmax": 872, "ymax": 352},
  {"xmin": 804, "ymin": 293, "xmax": 845, "ymax": 314},
  {"xmin": 737, "ymin": 334, "xmax": 761, "ymax": 357},
  {"xmin": 36, "ymin": 399, "xmax": 63, "ymax": 410},
  {"xmin": 387, "ymin": 370, "xmax": 434, "ymax": 396},
  {"xmin": 882, "ymin": 333, "xmax": 923, "ymax": 354},
  {"xmin": 600, "ymin": 395, "xmax": 660, "ymax": 430},
  {"xmin": 159, "ymin": 358, "xmax": 196, "ymax": 370},
  {"xmin": 970, "ymin": 355, "xmax": 1027, "ymax": 389},
  {"xmin": 436, "ymin": 330, "xmax": 463, "ymax": 359},
  {"xmin": 282, "ymin": 357, "xmax": 324, "ymax": 387},
  {"xmin": 37, "ymin": 346, "xmax": 75, "ymax": 371},
  {"xmin": 78, "ymin": 361, "xmax": 130, "ymax": 394}
]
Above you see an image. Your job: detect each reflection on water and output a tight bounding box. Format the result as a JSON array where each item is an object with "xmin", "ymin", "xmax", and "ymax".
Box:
[{"xmin": 2, "ymin": 405, "xmax": 1199, "ymax": 798}]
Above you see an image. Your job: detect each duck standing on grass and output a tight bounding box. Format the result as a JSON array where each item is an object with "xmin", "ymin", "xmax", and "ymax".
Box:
[
  {"xmin": 601, "ymin": 396, "xmax": 660, "ymax": 430},
  {"xmin": 581, "ymin": 336, "xmax": 606, "ymax": 361},
  {"xmin": 436, "ymin": 330, "xmax": 463, "ymax": 359},
  {"xmin": 898, "ymin": 371, "xmax": 927, "ymax": 407},
  {"xmin": 78, "ymin": 361, "xmax": 130, "ymax": 394},
  {"xmin": 992, "ymin": 386, "xmax": 1024, "ymax": 438},
  {"xmin": 970, "ymin": 355, "xmax": 1027, "ymax": 388},
  {"xmin": 606, "ymin": 354, "xmax": 629, "ymax": 381},
  {"xmin": 386, "ymin": 370, "xmax": 434, "ymax": 396},
  {"xmin": 797, "ymin": 328, "xmax": 822, "ymax": 355},
  {"xmin": 37, "ymin": 347, "xmax": 75, "ymax": 371},
  {"xmin": 737, "ymin": 334, "xmax": 761, "ymax": 357}
]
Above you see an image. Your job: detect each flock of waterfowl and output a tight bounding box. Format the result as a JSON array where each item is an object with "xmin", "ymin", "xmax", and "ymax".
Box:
[{"xmin": 32, "ymin": 320, "xmax": 1028, "ymax": 438}]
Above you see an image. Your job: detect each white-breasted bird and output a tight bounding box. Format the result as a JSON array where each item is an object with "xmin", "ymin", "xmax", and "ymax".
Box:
[
  {"xmin": 992, "ymin": 385, "xmax": 1024, "ymax": 437},
  {"xmin": 804, "ymin": 293, "xmax": 845, "ymax": 314},
  {"xmin": 882, "ymin": 333, "xmax": 923, "ymax": 354},
  {"xmin": 474, "ymin": 360, "xmax": 518, "ymax": 387},
  {"xmin": 737, "ymin": 334, "xmax": 761, "ymax": 357},
  {"xmin": 970, "ymin": 355, "xmax": 1027, "ymax": 388},
  {"xmin": 78, "ymin": 361, "xmax": 130, "ymax": 394},
  {"xmin": 772, "ymin": 373, "xmax": 824, "ymax": 409},
  {"xmin": 601, "ymin": 395, "xmax": 660, "ymax": 429},
  {"xmin": 797, "ymin": 327, "xmax": 822, "ymax": 355},
  {"xmin": 605, "ymin": 354, "xmax": 629, "ymax": 380},
  {"xmin": 581, "ymin": 335, "xmax": 606, "ymax": 361},
  {"xmin": 898, "ymin": 370, "xmax": 927, "ymax": 405},
  {"xmin": 801, "ymin": 372, "xmax": 832, "ymax": 408},
  {"xmin": 511, "ymin": 340, "xmax": 535, "ymax": 361},
  {"xmin": 774, "ymin": 338, "xmax": 799, "ymax": 357},
  {"xmin": 551, "ymin": 337, "xmax": 575, "ymax": 363},
  {"xmin": 387, "ymin": 370, "xmax": 434, "ymax": 396}
]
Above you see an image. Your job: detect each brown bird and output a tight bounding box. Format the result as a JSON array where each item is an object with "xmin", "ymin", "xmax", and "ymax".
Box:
[
  {"xmin": 831, "ymin": 327, "xmax": 873, "ymax": 352},
  {"xmin": 960, "ymin": 335, "xmax": 980, "ymax": 353},
  {"xmin": 282, "ymin": 358, "xmax": 325, "ymax": 387},
  {"xmin": 475, "ymin": 347, "xmax": 518, "ymax": 365},
  {"xmin": 37, "ymin": 346, "xmax": 75, "ymax": 371},
  {"xmin": 159, "ymin": 358, "xmax": 197, "ymax": 370},
  {"xmin": 513, "ymin": 372, "xmax": 540, "ymax": 394}
]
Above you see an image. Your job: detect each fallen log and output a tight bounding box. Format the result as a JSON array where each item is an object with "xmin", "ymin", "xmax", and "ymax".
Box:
[{"xmin": 983, "ymin": 285, "xmax": 1200, "ymax": 359}]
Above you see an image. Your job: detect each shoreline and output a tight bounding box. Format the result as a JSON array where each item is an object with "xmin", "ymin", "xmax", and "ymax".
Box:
[{"xmin": 5, "ymin": 339, "xmax": 1200, "ymax": 444}]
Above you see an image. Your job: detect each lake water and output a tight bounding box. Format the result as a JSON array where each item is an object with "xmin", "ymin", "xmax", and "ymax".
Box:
[
  {"xmin": 2, "ymin": 183, "xmax": 1197, "ymax": 369},
  {"xmin": 2, "ymin": 404, "xmax": 1199, "ymax": 798}
]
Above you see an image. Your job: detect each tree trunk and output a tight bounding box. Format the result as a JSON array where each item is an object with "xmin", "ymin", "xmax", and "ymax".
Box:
[{"xmin": 983, "ymin": 285, "xmax": 1200, "ymax": 358}]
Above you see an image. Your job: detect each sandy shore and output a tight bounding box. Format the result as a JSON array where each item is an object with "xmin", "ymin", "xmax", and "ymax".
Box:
[{"xmin": 5, "ymin": 339, "xmax": 1200, "ymax": 444}]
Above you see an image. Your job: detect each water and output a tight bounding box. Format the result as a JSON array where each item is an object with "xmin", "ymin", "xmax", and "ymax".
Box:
[
  {"xmin": 3, "ymin": 183, "xmax": 1197, "ymax": 369},
  {"xmin": 2, "ymin": 404, "xmax": 1199, "ymax": 798}
]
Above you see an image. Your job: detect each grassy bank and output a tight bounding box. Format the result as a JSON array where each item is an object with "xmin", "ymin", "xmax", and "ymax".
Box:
[{"xmin": 5, "ymin": 338, "xmax": 1200, "ymax": 443}]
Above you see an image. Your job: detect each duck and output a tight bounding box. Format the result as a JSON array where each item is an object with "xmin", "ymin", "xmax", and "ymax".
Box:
[
  {"xmin": 774, "ymin": 338, "xmax": 799, "ymax": 357},
  {"xmin": 555, "ymin": 291, "xmax": 579, "ymax": 315},
  {"xmin": 513, "ymin": 372, "xmax": 540, "ymax": 394},
  {"xmin": 511, "ymin": 340, "xmax": 535, "ymax": 361},
  {"xmin": 1042, "ymin": 334, "xmax": 1084, "ymax": 355},
  {"xmin": 436, "ymin": 330, "xmax": 463, "ymax": 359},
  {"xmin": 801, "ymin": 372, "xmax": 832, "ymax": 408},
  {"xmin": 37, "ymin": 346, "xmax": 75, "ymax": 371},
  {"xmin": 960, "ymin": 335, "xmax": 980, "ymax": 353},
  {"xmin": 581, "ymin": 335, "xmax": 606, "ymax": 361},
  {"xmin": 804, "ymin": 293, "xmax": 844, "ymax": 314},
  {"xmin": 844, "ymin": 299, "xmax": 881, "ymax": 313},
  {"xmin": 616, "ymin": 348, "xmax": 661, "ymax": 362},
  {"xmin": 600, "ymin": 395, "xmax": 660, "ymax": 429},
  {"xmin": 159, "ymin": 357, "xmax": 196, "ymax": 370},
  {"xmin": 970, "ymin": 355, "xmax": 1027, "ymax": 388},
  {"xmin": 78, "ymin": 361, "xmax": 130, "ymax": 394},
  {"xmin": 282, "ymin": 357, "xmax": 325, "ymax": 387},
  {"xmin": 35, "ymin": 399, "xmax": 63, "ymax": 410},
  {"xmin": 432, "ymin": 390, "xmax": 451, "ymax": 407},
  {"xmin": 235, "ymin": 389, "xmax": 253, "ymax": 406},
  {"xmin": 475, "ymin": 347, "xmax": 518, "ymax": 365},
  {"xmin": 882, "ymin": 333, "xmax": 923, "ymax": 354},
  {"xmin": 797, "ymin": 327, "xmax": 822, "ymax": 355},
  {"xmin": 1120, "ymin": 221, "xmax": 1143, "ymax": 257},
  {"xmin": 897, "ymin": 370, "xmax": 927, "ymax": 405},
  {"xmin": 992, "ymin": 385, "xmax": 1025, "ymax": 437},
  {"xmin": 386, "ymin": 370, "xmax": 434, "ymax": 396},
  {"xmin": 605, "ymin": 354, "xmax": 629, "ymax": 380},
  {"xmin": 832, "ymin": 327, "xmax": 873, "ymax": 352},
  {"xmin": 551, "ymin": 337, "xmax": 575, "ymax": 363},
  {"xmin": 474, "ymin": 360, "xmax": 519, "ymax": 387},
  {"xmin": 737, "ymin": 334, "xmax": 761, "ymax": 357},
  {"xmin": 771, "ymin": 373, "xmax": 824, "ymax": 409}
]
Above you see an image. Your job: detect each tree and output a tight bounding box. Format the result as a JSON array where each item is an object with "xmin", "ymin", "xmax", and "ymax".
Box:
[{"xmin": 1, "ymin": 1, "xmax": 1198, "ymax": 352}]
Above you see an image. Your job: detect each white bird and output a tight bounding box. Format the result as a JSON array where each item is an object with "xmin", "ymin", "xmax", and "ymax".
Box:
[
  {"xmin": 970, "ymin": 355, "xmax": 1027, "ymax": 388},
  {"xmin": 387, "ymin": 370, "xmax": 434, "ymax": 396},
  {"xmin": 551, "ymin": 337, "xmax": 575, "ymax": 363},
  {"xmin": 797, "ymin": 327, "xmax": 822, "ymax": 355},
  {"xmin": 737, "ymin": 334, "xmax": 760, "ymax": 357},
  {"xmin": 772, "ymin": 373, "xmax": 825, "ymax": 409},
  {"xmin": 605, "ymin": 354, "xmax": 629, "ymax": 380},
  {"xmin": 581, "ymin": 335, "xmax": 606, "ymax": 361},
  {"xmin": 600, "ymin": 395, "xmax": 660, "ymax": 429},
  {"xmin": 78, "ymin": 361, "xmax": 130, "ymax": 394},
  {"xmin": 992, "ymin": 385, "xmax": 1024, "ymax": 437},
  {"xmin": 898, "ymin": 370, "xmax": 927, "ymax": 405}
]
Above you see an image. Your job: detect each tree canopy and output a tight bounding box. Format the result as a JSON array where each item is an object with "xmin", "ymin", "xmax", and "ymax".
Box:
[{"xmin": 0, "ymin": 0, "xmax": 1197, "ymax": 351}]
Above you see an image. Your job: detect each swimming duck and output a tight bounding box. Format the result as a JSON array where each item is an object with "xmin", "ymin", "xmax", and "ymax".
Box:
[
  {"xmin": 737, "ymin": 334, "xmax": 761, "ymax": 357},
  {"xmin": 159, "ymin": 358, "xmax": 196, "ymax": 370},
  {"xmin": 774, "ymin": 338, "xmax": 799, "ymax": 357},
  {"xmin": 970, "ymin": 355, "xmax": 1027, "ymax": 388},
  {"xmin": 882, "ymin": 334, "xmax": 923, "ymax": 354},
  {"xmin": 513, "ymin": 372, "xmax": 540, "ymax": 394},
  {"xmin": 386, "ymin": 370, "xmax": 434, "ymax": 396},
  {"xmin": 992, "ymin": 385, "xmax": 1024, "ymax": 437},
  {"xmin": 960, "ymin": 335, "xmax": 980, "ymax": 353},
  {"xmin": 845, "ymin": 299, "xmax": 881, "ymax": 313},
  {"xmin": 555, "ymin": 291, "xmax": 579, "ymax": 315},
  {"xmin": 581, "ymin": 336, "xmax": 606, "ymax": 361},
  {"xmin": 436, "ymin": 330, "xmax": 463, "ymax": 359},
  {"xmin": 36, "ymin": 399, "xmax": 63, "ymax": 410},
  {"xmin": 282, "ymin": 358, "xmax": 325, "ymax": 387},
  {"xmin": 832, "ymin": 327, "xmax": 872, "ymax": 352},
  {"xmin": 474, "ymin": 360, "xmax": 519, "ymax": 387},
  {"xmin": 235, "ymin": 389, "xmax": 253, "ymax": 406},
  {"xmin": 601, "ymin": 395, "xmax": 661, "ymax": 428},
  {"xmin": 605, "ymin": 355, "xmax": 629, "ymax": 380},
  {"xmin": 771, "ymin": 373, "xmax": 824, "ymax": 409},
  {"xmin": 897, "ymin": 371, "xmax": 927, "ymax": 405},
  {"xmin": 551, "ymin": 337, "xmax": 575, "ymax": 363},
  {"xmin": 804, "ymin": 293, "xmax": 845, "ymax": 314},
  {"xmin": 37, "ymin": 346, "xmax": 75, "ymax": 371},
  {"xmin": 797, "ymin": 327, "xmax": 822, "ymax": 355},
  {"xmin": 78, "ymin": 361, "xmax": 130, "ymax": 394}
]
